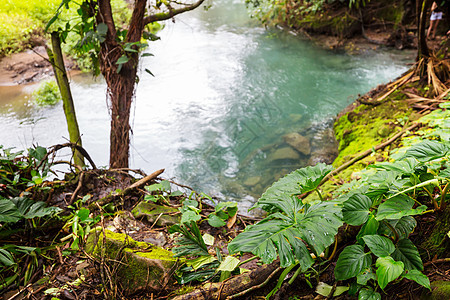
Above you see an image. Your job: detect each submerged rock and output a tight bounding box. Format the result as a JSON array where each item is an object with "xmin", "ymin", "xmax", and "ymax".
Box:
[
  {"xmin": 268, "ymin": 147, "xmax": 301, "ymax": 162},
  {"xmin": 243, "ymin": 176, "xmax": 261, "ymax": 187},
  {"xmin": 132, "ymin": 201, "xmax": 180, "ymax": 226},
  {"xmin": 86, "ymin": 228, "xmax": 177, "ymax": 294},
  {"xmin": 282, "ymin": 132, "xmax": 311, "ymax": 155}
]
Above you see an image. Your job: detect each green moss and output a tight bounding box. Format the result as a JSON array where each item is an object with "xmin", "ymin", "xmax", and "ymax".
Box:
[
  {"xmin": 86, "ymin": 228, "xmax": 177, "ymax": 294},
  {"xmin": 333, "ymin": 100, "xmax": 412, "ymax": 168},
  {"xmin": 174, "ymin": 285, "xmax": 196, "ymax": 296},
  {"xmin": 420, "ymin": 206, "xmax": 450, "ymax": 258},
  {"xmin": 425, "ymin": 281, "xmax": 450, "ymax": 300}
]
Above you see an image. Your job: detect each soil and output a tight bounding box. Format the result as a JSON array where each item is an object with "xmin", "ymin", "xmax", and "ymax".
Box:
[{"xmin": 0, "ymin": 46, "xmax": 76, "ymax": 86}]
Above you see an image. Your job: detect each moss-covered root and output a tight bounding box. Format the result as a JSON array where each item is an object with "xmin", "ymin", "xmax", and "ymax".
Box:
[
  {"xmin": 420, "ymin": 207, "xmax": 450, "ymax": 259},
  {"xmin": 171, "ymin": 262, "xmax": 280, "ymax": 300},
  {"xmin": 86, "ymin": 228, "xmax": 178, "ymax": 295}
]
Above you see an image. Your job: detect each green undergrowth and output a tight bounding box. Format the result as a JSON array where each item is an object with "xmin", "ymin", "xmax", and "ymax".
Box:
[{"xmin": 0, "ymin": 0, "xmax": 60, "ymax": 56}]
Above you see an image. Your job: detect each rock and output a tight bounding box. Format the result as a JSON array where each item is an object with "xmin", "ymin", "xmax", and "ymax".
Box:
[
  {"xmin": 282, "ymin": 133, "xmax": 311, "ymax": 155},
  {"xmin": 86, "ymin": 228, "xmax": 177, "ymax": 294},
  {"xmin": 243, "ymin": 176, "xmax": 261, "ymax": 187},
  {"xmin": 377, "ymin": 124, "xmax": 392, "ymax": 137},
  {"xmin": 289, "ymin": 114, "xmax": 303, "ymax": 123},
  {"xmin": 132, "ymin": 201, "xmax": 180, "ymax": 226},
  {"xmin": 268, "ymin": 147, "xmax": 301, "ymax": 163}
]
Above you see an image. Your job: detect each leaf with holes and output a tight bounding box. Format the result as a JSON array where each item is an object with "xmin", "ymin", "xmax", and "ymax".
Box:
[{"xmin": 228, "ymin": 194, "xmax": 342, "ymax": 269}]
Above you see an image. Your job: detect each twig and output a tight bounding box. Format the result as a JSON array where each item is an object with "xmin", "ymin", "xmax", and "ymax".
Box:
[
  {"xmin": 423, "ymin": 258, "xmax": 450, "ymax": 267},
  {"xmin": 69, "ymin": 171, "xmax": 85, "ymax": 205},
  {"xmin": 226, "ymin": 267, "xmax": 282, "ymax": 300}
]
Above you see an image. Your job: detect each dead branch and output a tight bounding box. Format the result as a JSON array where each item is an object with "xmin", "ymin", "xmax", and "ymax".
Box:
[
  {"xmin": 69, "ymin": 171, "xmax": 85, "ymax": 205},
  {"xmin": 39, "ymin": 143, "xmax": 97, "ymax": 170}
]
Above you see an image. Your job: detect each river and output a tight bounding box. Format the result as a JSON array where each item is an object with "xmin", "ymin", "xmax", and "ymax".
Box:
[{"xmin": 0, "ymin": 0, "xmax": 413, "ymax": 211}]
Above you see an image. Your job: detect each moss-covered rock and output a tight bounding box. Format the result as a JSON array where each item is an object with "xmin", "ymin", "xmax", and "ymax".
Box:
[
  {"xmin": 132, "ymin": 201, "xmax": 180, "ymax": 226},
  {"xmin": 85, "ymin": 228, "xmax": 178, "ymax": 294},
  {"xmin": 422, "ymin": 281, "xmax": 450, "ymax": 300}
]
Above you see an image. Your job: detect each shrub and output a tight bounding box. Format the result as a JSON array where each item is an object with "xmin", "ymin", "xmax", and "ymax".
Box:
[{"xmin": 32, "ymin": 80, "xmax": 62, "ymax": 106}]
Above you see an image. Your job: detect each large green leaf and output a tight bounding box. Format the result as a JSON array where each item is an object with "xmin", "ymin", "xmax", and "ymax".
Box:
[
  {"xmin": 257, "ymin": 164, "xmax": 332, "ymax": 211},
  {"xmin": 376, "ymin": 195, "xmax": 426, "ymax": 221},
  {"xmin": 369, "ymin": 158, "xmax": 419, "ymax": 176},
  {"xmin": 0, "ymin": 197, "xmax": 61, "ymax": 223},
  {"xmin": 402, "ymin": 140, "xmax": 450, "ymax": 162},
  {"xmin": 0, "ymin": 198, "xmax": 22, "ymax": 223},
  {"xmin": 335, "ymin": 245, "xmax": 372, "ymax": 281},
  {"xmin": 343, "ymin": 194, "xmax": 372, "ymax": 226},
  {"xmin": 402, "ymin": 270, "xmax": 430, "ymax": 289},
  {"xmin": 375, "ymin": 256, "xmax": 404, "ymax": 289},
  {"xmin": 228, "ymin": 197, "xmax": 342, "ymax": 269},
  {"xmin": 362, "ymin": 235, "xmax": 395, "ymax": 257},
  {"xmin": 391, "ymin": 238, "xmax": 423, "ymax": 271}
]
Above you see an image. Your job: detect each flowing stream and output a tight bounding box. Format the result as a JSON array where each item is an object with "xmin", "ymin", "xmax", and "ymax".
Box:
[{"xmin": 0, "ymin": 0, "xmax": 413, "ymax": 210}]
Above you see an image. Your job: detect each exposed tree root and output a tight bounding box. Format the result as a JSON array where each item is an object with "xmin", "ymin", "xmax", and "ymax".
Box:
[{"xmin": 171, "ymin": 261, "xmax": 280, "ymax": 300}]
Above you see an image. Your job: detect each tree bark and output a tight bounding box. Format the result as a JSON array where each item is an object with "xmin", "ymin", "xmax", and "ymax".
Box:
[
  {"xmin": 417, "ymin": 0, "xmax": 432, "ymax": 59},
  {"xmin": 48, "ymin": 32, "xmax": 85, "ymax": 168}
]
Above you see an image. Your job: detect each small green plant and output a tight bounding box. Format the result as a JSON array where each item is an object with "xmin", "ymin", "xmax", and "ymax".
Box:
[
  {"xmin": 62, "ymin": 194, "xmax": 100, "ymax": 250},
  {"xmin": 32, "ymin": 80, "xmax": 62, "ymax": 106}
]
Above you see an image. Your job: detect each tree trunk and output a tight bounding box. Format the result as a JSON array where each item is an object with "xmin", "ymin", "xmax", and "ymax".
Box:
[
  {"xmin": 97, "ymin": 0, "xmax": 147, "ymax": 168},
  {"xmin": 417, "ymin": 0, "xmax": 432, "ymax": 59},
  {"xmin": 107, "ymin": 63, "xmax": 137, "ymax": 168},
  {"xmin": 48, "ymin": 32, "xmax": 85, "ymax": 168}
]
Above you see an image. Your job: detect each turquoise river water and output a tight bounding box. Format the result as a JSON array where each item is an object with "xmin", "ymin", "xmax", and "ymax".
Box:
[{"xmin": 0, "ymin": 0, "xmax": 413, "ymax": 211}]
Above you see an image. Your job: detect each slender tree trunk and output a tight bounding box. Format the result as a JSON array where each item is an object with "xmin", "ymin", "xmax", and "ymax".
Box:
[
  {"xmin": 417, "ymin": 0, "xmax": 432, "ymax": 59},
  {"xmin": 48, "ymin": 32, "xmax": 85, "ymax": 168}
]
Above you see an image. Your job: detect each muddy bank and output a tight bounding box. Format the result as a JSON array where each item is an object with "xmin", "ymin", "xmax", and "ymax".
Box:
[{"xmin": 0, "ymin": 46, "xmax": 76, "ymax": 86}]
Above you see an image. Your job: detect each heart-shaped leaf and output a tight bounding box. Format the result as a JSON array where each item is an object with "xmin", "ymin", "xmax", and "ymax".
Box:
[
  {"xmin": 376, "ymin": 256, "xmax": 404, "ymax": 289},
  {"xmin": 335, "ymin": 245, "xmax": 372, "ymax": 281},
  {"xmin": 402, "ymin": 270, "xmax": 430, "ymax": 289},
  {"xmin": 343, "ymin": 194, "xmax": 373, "ymax": 226},
  {"xmin": 362, "ymin": 235, "xmax": 395, "ymax": 257}
]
